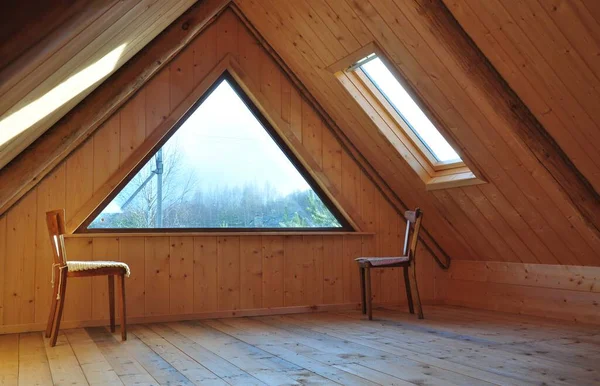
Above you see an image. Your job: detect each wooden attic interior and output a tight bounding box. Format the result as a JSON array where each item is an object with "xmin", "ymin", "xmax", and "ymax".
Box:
[{"xmin": 1, "ymin": 0, "xmax": 600, "ymax": 384}]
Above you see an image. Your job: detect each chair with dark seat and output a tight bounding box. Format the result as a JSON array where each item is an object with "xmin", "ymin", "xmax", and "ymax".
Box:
[
  {"xmin": 45, "ymin": 209, "xmax": 129, "ymax": 347},
  {"xmin": 356, "ymin": 208, "xmax": 424, "ymax": 320}
]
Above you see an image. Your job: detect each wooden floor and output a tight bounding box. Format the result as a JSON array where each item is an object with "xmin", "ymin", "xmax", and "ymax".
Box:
[{"xmin": 1, "ymin": 306, "xmax": 599, "ymax": 385}]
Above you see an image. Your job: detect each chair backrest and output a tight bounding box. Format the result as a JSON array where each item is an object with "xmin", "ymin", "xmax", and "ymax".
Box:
[
  {"xmin": 46, "ymin": 209, "xmax": 68, "ymax": 266},
  {"xmin": 402, "ymin": 208, "xmax": 423, "ymax": 260}
]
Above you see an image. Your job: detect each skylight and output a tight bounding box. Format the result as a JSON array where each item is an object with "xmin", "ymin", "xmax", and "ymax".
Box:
[
  {"xmin": 358, "ymin": 56, "xmax": 460, "ymax": 163},
  {"xmin": 87, "ymin": 75, "xmax": 345, "ymax": 230}
]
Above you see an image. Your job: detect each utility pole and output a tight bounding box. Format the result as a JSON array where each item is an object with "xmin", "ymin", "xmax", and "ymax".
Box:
[{"xmin": 156, "ymin": 149, "xmax": 163, "ymax": 227}]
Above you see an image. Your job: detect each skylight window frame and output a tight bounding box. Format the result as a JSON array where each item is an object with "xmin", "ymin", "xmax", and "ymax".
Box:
[
  {"xmin": 76, "ymin": 69, "xmax": 354, "ymax": 234},
  {"xmin": 355, "ymin": 69, "xmax": 463, "ymax": 172},
  {"xmin": 352, "ymin": 54, "xmax": 463, "ymax": 171},
  {"xmin": 329, "ymin": 42, "xmax": 486, "ymax": 191}
]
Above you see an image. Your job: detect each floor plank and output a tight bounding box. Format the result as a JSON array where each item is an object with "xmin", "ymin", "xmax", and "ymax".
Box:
[
  {"xmin": 112, "ymin": 327, "xmax": 195, "ymax": 385},
  {"xmin": 170, "ymin": 320, "xmax": 304, "ymax": 385},
  {"xmin": 280, "ymin": 313, "xmax": 525, "ymax": 386},
  {"xmin": 0, "ymin": 334, "xmax": 19, "ymax": 385},
  {"xmin": 131, "ymin": 324, "xmax": 226, "ymax": 385},
  {"xmin": 44, "ymin": 332, "xmax": 89, "ymax": 386},
  {"xmin": 18, "ymin": 332, "xmax": 53, "ymax": 385},
  {"xmin": 65, "ymin": 329, "xmax": 123, "ymax": 386},
  {"xmin": 252, "ymin": 315, "xmax": 495, "ymax": 386},
  {"xmin": 325, "ymin": 309, "xmax": 600, "ymax": 385},
  {"xmin": 149, "ymin": 323, "xmax": 266, "ymax": 385},
  {"xmin": 85, "ymin": 327, "xmax": 157, "ymax": 386},
  {"xmin": 2, "ymin": 306, "xmax": 599, "ymax": 385}
]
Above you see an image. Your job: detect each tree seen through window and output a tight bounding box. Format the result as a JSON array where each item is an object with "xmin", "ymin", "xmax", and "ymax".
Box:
[{"xmin": 88, "ymin": 75, "xmax": 344, "ymax": 230}]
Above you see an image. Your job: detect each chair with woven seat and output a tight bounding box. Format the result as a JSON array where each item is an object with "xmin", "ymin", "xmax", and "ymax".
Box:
[
  {"xmin": 356, "ymin": 208, "xmax": 424, "ymax": 320},
  {"xmin": 45, "ymin": 209, "xmax": 130, "ymax": 347}
]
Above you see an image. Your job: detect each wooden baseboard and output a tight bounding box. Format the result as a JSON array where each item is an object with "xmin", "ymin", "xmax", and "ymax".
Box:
[
  {"xmin": 437, "ymin": 261, "xmax": 600, "ymax": 325},
  {"xmin": 0, "ymin": 303, "xmax": 361, "ymax": 334},
  {"xmin": 0, "ymin": 300, "xmax": 446, "ymax": 334}
]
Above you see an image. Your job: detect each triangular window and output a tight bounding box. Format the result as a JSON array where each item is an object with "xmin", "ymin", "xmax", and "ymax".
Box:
[{"xmin": 86, "ymin": 74, "xmax": 348, "ymax": 230}]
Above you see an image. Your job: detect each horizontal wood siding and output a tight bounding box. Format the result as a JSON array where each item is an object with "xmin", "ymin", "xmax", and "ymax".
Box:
[{"xmin": 437, "ymin": 261, "xmax": 600, "ymax": 324}]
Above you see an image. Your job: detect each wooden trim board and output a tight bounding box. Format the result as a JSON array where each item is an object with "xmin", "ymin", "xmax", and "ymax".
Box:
[{"xmin": 66, "ymin": 232, "xmax": 374, "ymax": 238}]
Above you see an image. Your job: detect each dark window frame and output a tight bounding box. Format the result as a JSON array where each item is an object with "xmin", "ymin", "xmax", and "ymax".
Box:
[{"xmin": 78, "ymin": 71, "xmax": 353, "ymax": 233}]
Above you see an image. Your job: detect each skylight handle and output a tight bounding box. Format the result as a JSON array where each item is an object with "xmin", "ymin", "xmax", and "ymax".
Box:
[{"xmin": 347, "ymin": 53, "xmax": 378, "ymax": 72}]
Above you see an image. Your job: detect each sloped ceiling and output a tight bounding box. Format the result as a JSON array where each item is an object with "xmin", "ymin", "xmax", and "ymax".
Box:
[
  {"xmin": 234, "ymin": 0, "xmax": 600, "ymax": 266},
  {"xmin": 0, "ymin": 0, "xmax": 599, "ymax": 266},
  {"xmin": 445, "ymin": 0, "xmax": 600, "ymax": 194},
  {"xmin": 0, "ymin": 0, "xmax": 197, "ymax": 171}
]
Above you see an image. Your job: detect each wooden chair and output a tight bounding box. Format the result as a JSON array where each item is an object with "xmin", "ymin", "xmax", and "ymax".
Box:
[
  {"xmin": 45, "ymin": 209, "xmax": 129, "ymax": 347},
  {"xmin": 356, "ymin": 208, "xmax": 424, "ymax": 320}
]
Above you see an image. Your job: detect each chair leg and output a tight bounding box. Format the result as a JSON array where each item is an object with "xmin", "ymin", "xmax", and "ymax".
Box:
[
  {"xmin": 403, "ymin": 266, "xmax": 414, "ymax": 314},
  {"xmin": 45, "ymin": 267, "xmax": 60, "ymax": 338},
  {"xmin": 359, "ymin": 266, "xmax": 366, "ymax": 314},
  {"xmin": 50, "ymin": 268, "xmax": 68, "ymax": 347},
  {"xmin": 108, "ymin": 275, "xmax": 115, "ymax": 333},
  {"xmin": 118, "ymin": 273, "xmax": 127, "ymax": 341},
  {"xmin": 365, "ymin": 267, "xmax": 373, "ymax": 320},
  {"xmin": 408, "ymin": 263, "xmax": 424, "ymax": 319}
]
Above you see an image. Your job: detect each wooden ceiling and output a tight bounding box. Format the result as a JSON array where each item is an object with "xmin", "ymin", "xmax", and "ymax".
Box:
[
  {"xmin": 446, "ymin": 0, "xmax": 600, "ymax": 194},
  {"xmin": 0, "ymin": 0, "xmax": 599, "ymax": 266},
  {"xmin": 0, "ymin": 0, "xmax": 197, "ymax": 171},
  {"xmin": 233, "ymin": 0, "xmax": 600, "ymax": 266}
]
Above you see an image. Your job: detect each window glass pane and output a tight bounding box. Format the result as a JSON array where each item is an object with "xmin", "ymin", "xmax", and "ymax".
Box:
[
  {"xmin": 89, "ymin": 78, "xmax": 342, "ymax": 229},
  {"xmin": 360, "ymin": 57, "xmax": 460, "ymax": 162}
]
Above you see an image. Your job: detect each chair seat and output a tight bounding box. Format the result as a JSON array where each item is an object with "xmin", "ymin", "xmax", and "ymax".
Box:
[
  {"xmin": 67, "ymin": 261, "xmax": 130, "ymax": 277},
  {"xmin": 356, "ymin": 256, "xmax": 410, "ymax": 267}
]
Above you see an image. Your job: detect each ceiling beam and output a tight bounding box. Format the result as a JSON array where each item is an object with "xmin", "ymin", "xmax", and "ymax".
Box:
[
  {"xmin": 0, "ymin": 0, "xmax": 232, "ymax": 217},
  {"xmin": 428, "ymin": 0, "xmax": 600, "ymax": 237}
]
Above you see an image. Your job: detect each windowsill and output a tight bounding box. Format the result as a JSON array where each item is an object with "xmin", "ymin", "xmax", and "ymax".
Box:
[
  {"xmin": 426, "ymin": 172, "xmax": 486, "ymax": 191},
  {"xmin": 65, "ymin": 231, "xmax": 374, "ymax": 238},
  {"xmin": 431, "ymin": 159, "xmax": 464, "ymax": 171}
]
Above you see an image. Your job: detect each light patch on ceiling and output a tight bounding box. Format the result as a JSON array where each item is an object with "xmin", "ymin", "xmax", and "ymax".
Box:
[{"xmin": 0, "ymin": 43, "xmax": 127, "ymax": 148}]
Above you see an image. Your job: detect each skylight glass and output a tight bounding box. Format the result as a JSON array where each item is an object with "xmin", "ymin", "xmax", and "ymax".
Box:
[
  {"xmin": 88, "ymin": 76, "xmax": 343, "ymax": 229},
  {"xmin": 359, "ymin": 57, "xmax": 461, "ymax": 162}
]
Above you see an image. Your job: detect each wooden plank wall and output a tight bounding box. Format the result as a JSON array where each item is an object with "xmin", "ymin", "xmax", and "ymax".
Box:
[
  {"xmin": 0, "ymin": 10, "xmax": 437, "ymax": 333},
  {"xmin": 444, "ymin": 0, "xmax": 600, "ymax": 195},
  {"xmin": 437, "ymin": 261, "xmax": 600, "ymax": 324},
  {"xmin": 0, "ymin": 0, "xmax": 197, "ymax": 171},
  {"xmin": 234, "ymin": 0, "xmax": 600, "ymax": 266}
]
